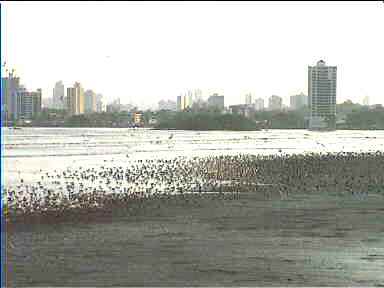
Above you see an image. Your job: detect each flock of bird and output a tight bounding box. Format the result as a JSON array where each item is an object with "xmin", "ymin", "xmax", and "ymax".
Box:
[{"xmin": 3, "ymin": 151, "xmax": 384, "ymax": 218}]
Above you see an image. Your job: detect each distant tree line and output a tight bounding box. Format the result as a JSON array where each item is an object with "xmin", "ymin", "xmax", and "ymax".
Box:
[
  {"xmin": 344, "ymin": 107, "xmax": 384, "ymax": 129},
  {"xmin": 155, "ymin": 111, "xmax": 259, "ymax": 131},
  {"xmin": 12, "ymin": 101, "xmax": 384, "ymax": 130}
]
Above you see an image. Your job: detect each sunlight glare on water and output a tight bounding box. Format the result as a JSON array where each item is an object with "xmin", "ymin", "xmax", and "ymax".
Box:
[{"xmin": 3, "ymin": 127, "xmax": 384, "ymax": 185}]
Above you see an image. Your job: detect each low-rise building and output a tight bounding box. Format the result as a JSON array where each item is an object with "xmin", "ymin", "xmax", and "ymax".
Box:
[
  {"xmin": 254, "ymin": 98, "xmax": 265, "ymax": 111},
  {"xmin": 290, "ymin": 92, "xmax": 308, "ymax": 110},
  {"xmin": 245, "ymin": 93, "xmax": 253, "ymax": 105},
  {"xmin": 133, "ymin": 112, "xmax": 142, "ymax": 125},
  {"xmin": 268, "ymin": 95, "xmax": 283, "ymax": 111},
  {"xmin": 16, "ymin": 88, "xmax": 42, "ymax": 120},
  {"xmin": 229, "ymin": 104, "xmax": 254, "ymax": 118},
  {"xmin": 158, "ymin": 99, "xmax": 177, "ymax": 111},
  {"xmin": 207, "ymin": 93, "xmax": 225, "ymax": 110}
]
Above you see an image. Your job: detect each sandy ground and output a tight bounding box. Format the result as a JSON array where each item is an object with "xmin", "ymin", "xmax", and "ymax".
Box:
[{"xmin": 5, "ymin": 191, "xmax": 384, "ymax": 286}]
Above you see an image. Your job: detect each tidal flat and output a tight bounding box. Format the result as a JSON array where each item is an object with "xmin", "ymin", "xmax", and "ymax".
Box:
[{"xmin": 6, "ymin": 190, "xmax": 384, "ymax": 286}]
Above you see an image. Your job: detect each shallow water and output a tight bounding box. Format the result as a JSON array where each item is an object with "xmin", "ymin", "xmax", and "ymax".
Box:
[
  {"xmin": 3, "ymin": 128, "xmax": 384, "ymax": 286},
  {"xmin": 3, "ymin": 128, "xmax": 384, "ymax": 185}
]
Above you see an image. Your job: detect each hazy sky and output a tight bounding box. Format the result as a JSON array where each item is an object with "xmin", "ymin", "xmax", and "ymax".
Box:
[{"xmin": 1, "ymin": 1, "xmax": 383, "ymax": 108}]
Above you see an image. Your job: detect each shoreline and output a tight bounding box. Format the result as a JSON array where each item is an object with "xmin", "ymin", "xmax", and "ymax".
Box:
[
  {"xmin": 5, "ymin": 125, "xmax": 384, "ymax": 131},
  {"xmin": 6, "ymin": 151, "xmax": 384, "ymax": 287},
  {"xmin": 6, "ymin": 192, "xmax": 243, "ymax": 226},
  {"xmin": 4, "ymin": 151, "xmax": 384, "ymax": 225},
  {"xmin": 7, "ymin": 189, "xmax": 383, "ymax": 227}
]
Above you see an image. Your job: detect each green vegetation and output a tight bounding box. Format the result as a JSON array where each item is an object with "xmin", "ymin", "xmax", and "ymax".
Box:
[
  {"xmin": 63, "ymin": 112, "xmax": 134, "ymax": 127},
  {"xmin": 337, "ymin": 100, "xmax": 363, "ymax": 114},
  {"xmin": 344, "ymin": 106, "xmax": 384, "ymax": 129},
  {"xmin": 252, "ymin": 109, "xmax": 308, "ymax": 129},
  {"xmin": 12, "ymin": 101, "xmax": 384, "ymax": 130},
  {"xmin": 155, "ymin": 111, "xmax": 259, "ymax": 131},
  {"xmin": 30, "ymin": 110, "xmax": 140, "ymax": 128},
  {"xmin": 32, "ymin": 108, "xmax": 67, "ymax": 121}
]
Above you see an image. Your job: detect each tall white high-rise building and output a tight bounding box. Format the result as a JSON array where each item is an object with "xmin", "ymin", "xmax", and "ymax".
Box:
[
  {"xmin": 363, "ymin": 96, "xmax": 370, "ymax": 106},
  {"xmin": 308, "ymin": 60, "xmax": 337, "ymax": 130}
]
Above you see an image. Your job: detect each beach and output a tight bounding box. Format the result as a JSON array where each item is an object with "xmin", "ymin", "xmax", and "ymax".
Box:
[
  {"xmin": 6, "ymin": 191, "xmax": 384, "ymax": 286},
  {"xmin": 3, "ymin": 128, "xmax": 384, "ymax": 286}
]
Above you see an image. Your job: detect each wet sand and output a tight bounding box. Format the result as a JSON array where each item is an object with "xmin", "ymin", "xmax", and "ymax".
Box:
[{"xmin": 6, "ymin": 191, "xmax": 384, "ymax": 286}]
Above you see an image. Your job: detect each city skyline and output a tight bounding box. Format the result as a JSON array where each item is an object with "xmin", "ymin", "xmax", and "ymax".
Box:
[{"xmin": 1, "ymin": 1, "xmax": 383, "ymax": 108}]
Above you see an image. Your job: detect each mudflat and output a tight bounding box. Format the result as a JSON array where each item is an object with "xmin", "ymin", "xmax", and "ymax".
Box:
[{"xmin": 6, "ymin": 191, "xmax": 384, "ymax": 286}]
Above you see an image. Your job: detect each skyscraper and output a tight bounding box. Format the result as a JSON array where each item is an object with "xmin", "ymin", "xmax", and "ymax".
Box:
[
  {"xmin": 1, "ymin": 69, "xmax": 20, "ymax": 121},
  {"xmin": 187, "ymin": 90, "xmax": 193, "ymax": 109},
  {"xmin": 176, "ymin": 93, "xmax": 191, "ymax": 111},
  {"xmin": 176, "ymin": 95, "xmax": 182, "ymax": 111},
  {"xmin": 16, "ymin": 88, "xmax": 42, "ymax": 120},
  {"xmin": 84, "ymin": 89, "xmax": 97, "ymax": 113},
  {"xmin": 67, "ymin": 87, "xmax": 76, "ymax": 115},
  {"xmin": 53, "ymin": 81, "xmax": 65, "ymax": 109},
  {"xmin": 308, "ymin": 60, "xmax": 337, "ymax": 130},
  {"xmin": 67, "ymin": 82, "xmax": 84, "ymax": 116},
  {"xmin": 181, "ymin": 94, "xmax": 186, "ymax": 110},
  {"xmin": 32, "ymin": 89, "xmax": 42, "ymax": 116},
  {"xmin": 96, "ymin": 94, "xmax": 105, "ymax": 112},
  {"xmin": 1, "ymin": 68, "xmax": 41, "ymax": 121},
  {"xmin": 245, "ymin": 93, "xmax": 252, "ymax": 106}
]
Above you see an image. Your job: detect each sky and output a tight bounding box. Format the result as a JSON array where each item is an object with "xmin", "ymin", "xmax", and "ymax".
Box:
[{"xmin": 1, "ymin": 1, "xmax": 384, "ymax": 109}]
